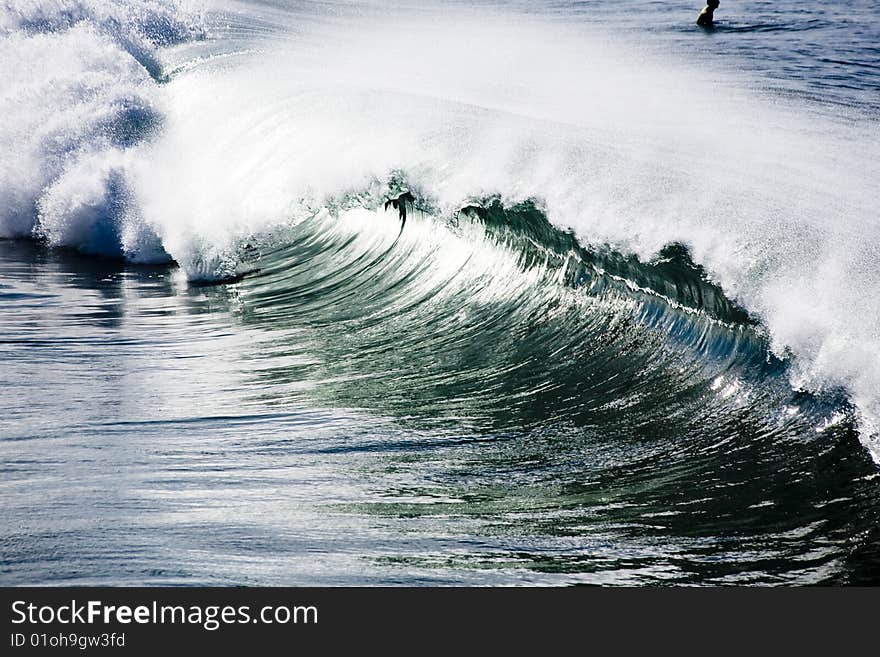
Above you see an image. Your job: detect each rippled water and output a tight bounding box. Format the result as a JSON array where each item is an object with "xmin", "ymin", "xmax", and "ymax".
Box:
[
  {"xmin": 1, "ymin": 0, "xmax": 879, "ymax": 585},
  {"xmin": 3, "ymin": 208, "xmax": 879, "ymax": 585}
]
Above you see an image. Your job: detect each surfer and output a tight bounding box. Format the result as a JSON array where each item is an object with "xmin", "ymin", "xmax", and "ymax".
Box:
[
  {"xmin": 697, "ymin": 0, "xmax": 719, "ymax": 27},
  {"xmin": 384, "ymin": 191, "xmax": 415, "ymax": 229}
]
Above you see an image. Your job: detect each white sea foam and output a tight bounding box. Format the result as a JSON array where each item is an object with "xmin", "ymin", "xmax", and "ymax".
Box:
[
  {"xmin": 2, "ymin": 1, "xmax": 879, "ymax": 458},
  {"xmin": 0, "ymin": 0, "xmax": 204, "ymax": 258}
]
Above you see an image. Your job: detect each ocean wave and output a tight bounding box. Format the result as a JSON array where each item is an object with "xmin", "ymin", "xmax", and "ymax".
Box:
[
  {"xmin": 0, "ymin": 0, "xmax": 206, "ymax": 76},
  {"xmin": 1, "ymin": 1, "xmax": 878, "ymax": 462},
  {"xmin": 0, "ymin": 0, "xmax": 204, "ymax": 259},
  {"xmin": 224, "ymin": 195, "xmax": 855, "ymax": 469}
]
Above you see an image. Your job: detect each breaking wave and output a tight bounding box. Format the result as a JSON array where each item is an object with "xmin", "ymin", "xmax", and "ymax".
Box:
[{"xmin": 1, "ymin": 0, "xmax": 879, "ymax": 461}]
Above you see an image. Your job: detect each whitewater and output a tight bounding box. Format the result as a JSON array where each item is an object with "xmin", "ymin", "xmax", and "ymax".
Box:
[{"xmin": 1, "ymin": 0, "xmax": 879, "ymax": 585}]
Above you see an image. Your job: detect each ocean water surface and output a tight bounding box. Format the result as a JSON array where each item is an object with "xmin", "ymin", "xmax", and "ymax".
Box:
[{"xmin": 1, "ymin": 0, "xmax": 879, "ymax": 585}]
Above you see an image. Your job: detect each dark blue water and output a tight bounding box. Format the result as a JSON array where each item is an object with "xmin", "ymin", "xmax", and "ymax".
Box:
[{"xmin": 529, "ymin": 0, "xmax": 880, "ymax": 112}]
